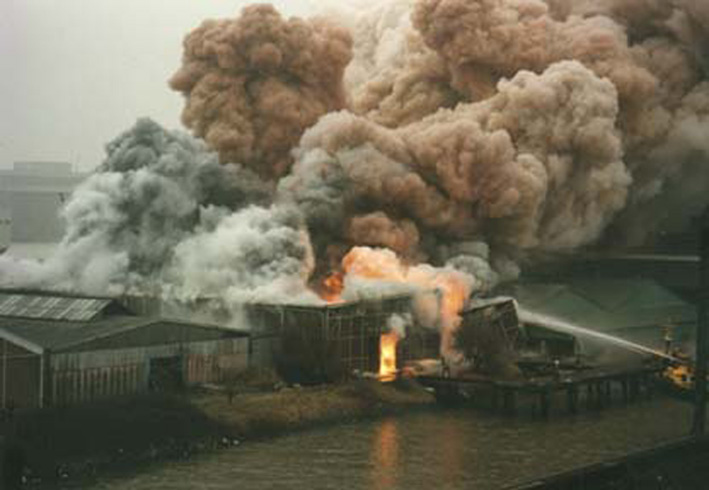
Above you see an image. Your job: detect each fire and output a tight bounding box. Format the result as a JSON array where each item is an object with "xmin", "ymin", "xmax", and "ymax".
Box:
[
  {"xmin": 379, "ymin": 332, "xmax": 399, "ymax": 381},
  {"xmin": 341, "ymin": 247, "xmax": 471, "ymax": 321},
  {"xmin": 342, "ymin": 247, "xmax": 474, "ymax": 357},
  {"xmin": 317, "ymin": 246, "xmax": 474, "ymax": 363},
  {"xmin": 320, "ymin": 271, "xmax": 344, "ymax": 303},
  {"xmin": 664, "ymin": 363, "xmax": 693, "ymax": 391}
]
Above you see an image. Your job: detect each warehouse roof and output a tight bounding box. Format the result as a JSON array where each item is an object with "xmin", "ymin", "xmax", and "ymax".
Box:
[
  {"xmin": 0, "ymin": 315, "xmax": 153, "ymax": 353},
  {"xmin": 511, "ymin": 278, "xmax": 696, "ymax": 332},
  {"xmin": 0, "ymin": 290, "xmax": 248, "ymax": 353},
  {"xmin": 0, "ymin": 293, "xmax": 115, "ymax": 321},
  {"xmin": 0, "ymin": 289, "xmax": 130, "ymax": 321},
  {"xmin": 0, "ymin": 315, "xmax": 248, "ymax": 354}
]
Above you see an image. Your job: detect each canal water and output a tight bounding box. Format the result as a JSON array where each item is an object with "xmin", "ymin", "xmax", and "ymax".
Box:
[{"xmin": 68, "ymin": 396, "xmax": 693, "ymax": 490}]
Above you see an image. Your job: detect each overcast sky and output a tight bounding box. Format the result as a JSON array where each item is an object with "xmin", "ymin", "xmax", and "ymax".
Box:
[{"xmin": 0, "ymin": 0, "xmax": 315, "ymax": 171}]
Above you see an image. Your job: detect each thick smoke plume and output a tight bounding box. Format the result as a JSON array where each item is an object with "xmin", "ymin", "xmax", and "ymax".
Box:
[
  {"xmin": 0, "ymin": 119, "xmax": 316, "ymax": 307},
  {"xmin": 283, "ymin": 60, "xmax": 628, "ymax": 271},
  {"xmin": 1, "ymin": 0, "xmax": 708, "ymax": 359},
  {"xmin": 170, "ymin": 4, "xmax": 353, "ymax": 180}
]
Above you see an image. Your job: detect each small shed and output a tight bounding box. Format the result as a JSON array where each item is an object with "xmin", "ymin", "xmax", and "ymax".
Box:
[{"xmin": 0, "ymin": 291, "xmax": 249, "ymax": 409}]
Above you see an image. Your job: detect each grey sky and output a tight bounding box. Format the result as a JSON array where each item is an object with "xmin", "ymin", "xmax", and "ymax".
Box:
[{"xmin": 0, "ymin": 0, "xmax": 315, "ymax": 171}]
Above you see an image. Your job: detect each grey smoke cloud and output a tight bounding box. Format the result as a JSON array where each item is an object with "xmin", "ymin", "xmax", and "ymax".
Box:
[{"xmin": 0, "ymin": 119, "xmax": 314, "ymax": 307}]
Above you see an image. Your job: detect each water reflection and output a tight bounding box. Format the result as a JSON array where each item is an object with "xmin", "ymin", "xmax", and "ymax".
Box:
[
  {"xmin": 73, "ymin": 397, "xmax": 693, "ymax": 490},
  {"xmin": 370, "ymin": 418, "xmax": 399, "ymax": 489},
  {"xmin": 438, "ymin": 417, "xmax": 464, "ymax": 488}
]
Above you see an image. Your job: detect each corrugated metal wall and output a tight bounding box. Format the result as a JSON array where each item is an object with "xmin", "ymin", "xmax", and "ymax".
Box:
[
  {"xmin": 50, "ymin": 338, "xmax": 248, "ymax": 406},
  {"xmin": 0, "ymin": 339, "xmax": 41, "ymax": 409}
]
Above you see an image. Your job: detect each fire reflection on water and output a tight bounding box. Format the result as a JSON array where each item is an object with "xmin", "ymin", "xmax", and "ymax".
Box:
[
  {"xmin": 368, "ymin": 416, "xmax": 464, "ymax": 489},
  {"xmin": 370, "ymin": 418, "xmax": 400, "ymax": 490}
]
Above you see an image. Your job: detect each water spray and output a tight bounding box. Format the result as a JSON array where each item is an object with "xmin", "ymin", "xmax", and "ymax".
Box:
[{"xmin": 517, "ymin": 308, "xmax": 682, "ymax": 364}]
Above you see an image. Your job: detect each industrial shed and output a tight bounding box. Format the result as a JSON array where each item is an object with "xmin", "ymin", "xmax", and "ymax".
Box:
[
  {"xmin": 510, "ymin": 278, "xmax": 697, "ymax": 355},
  {"xmin": 246, "ymin": 293, "xmax": 434, "ymax": 382},
  {"xmin": 0, "ymin": 291, "xmax": 248, "ymax": 409},
  {"xmin": 121, "ymin": 292, "xmax": 440, "ymax": 380}
]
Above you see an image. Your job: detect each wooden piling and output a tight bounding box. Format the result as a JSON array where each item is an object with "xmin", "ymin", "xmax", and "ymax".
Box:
[
  {"xmin": 567, "ymin": 385, "xmax": 578, "ymax": 414},
  {"xmin": 503, "ymin": 388, "xmax": 517, "ymax": 416},
  {"xmin": 416, "ymin": 363, "xmax": 664, "ymax": 420},
  {"xmin": 540, "ymin": 389, "xmax": 550, "ymax": 419}
]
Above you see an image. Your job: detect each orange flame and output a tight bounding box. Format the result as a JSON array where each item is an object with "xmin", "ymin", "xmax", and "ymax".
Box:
[
  {"xmin": 320, "ymin": 271, "xmax": 344, "ymax": 303},
  {"xmin": 379, "ymin": 332, "xmax": 399, "ymax": 381},
  {"xmin": 343, "ymin": 247, "xmax": 473, "ymax": 357},
  {"xmin": 318, "ymin": 246, "xmax": 474, "ymax": 361}
]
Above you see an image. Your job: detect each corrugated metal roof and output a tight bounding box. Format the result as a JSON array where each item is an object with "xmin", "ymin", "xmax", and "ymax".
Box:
[
  {"xmin": 513, "ymin": 279, "xmax": 696, "ymax": 332},
  {"xmin": 0, "ymin": 316, "xmax": 247, "ymax": 352},
  {"xmin": 0, "ymin": 316, "xmax": 154, "ymax": 351},
  {"xmin": 0, "ymin": 293, "xmax": 112, "ymax": 322}
]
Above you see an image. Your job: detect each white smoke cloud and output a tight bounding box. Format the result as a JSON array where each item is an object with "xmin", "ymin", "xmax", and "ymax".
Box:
[{"xmin": 164, "ymin": 205, "xmax": 319, "ymax": 306}]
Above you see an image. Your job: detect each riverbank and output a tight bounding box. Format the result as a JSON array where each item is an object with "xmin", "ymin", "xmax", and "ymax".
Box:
[{"xmin": 2, "ymin": 378, "xmax": 435, "ymax": 486}]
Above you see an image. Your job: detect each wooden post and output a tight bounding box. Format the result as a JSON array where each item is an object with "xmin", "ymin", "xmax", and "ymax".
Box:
[
  {"xmin": 491, "ymin": 385, "xmax": 499, "ymax": 412},
  {"xmin": 604, "ymin": 380, "xmax": 612, "ymax": 405},
  {"xmin": 629, "ymin": 377, "xmax": 639, "ymax": 402},
  {"xmin": 567, "ymin": 385, "xmax": 578, "ymax": 414},
  {"xmin": 503, "ymin": 388, "xmax": 516, "ymax": 416},
  {"xmin": 540, "ymin": 388, "xmax": 550, "ymax": 419},
  {"xmin": 595, "ymin": 381, "xmax": 604, "ymax": 410},
  {"xmin": 644, "ymin": 373, "xmax": 654, "ymax": 401}
]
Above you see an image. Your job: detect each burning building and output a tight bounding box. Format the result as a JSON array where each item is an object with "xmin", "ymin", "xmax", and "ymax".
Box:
[
  {"xmin": 246, "ymin": 294, "xmax": 426, "ymax": 383},
  {"xmin": 122, "ymin": 292, "xmax": 441, "ymax": 384},
  {"xmin": 0, "ymin": 0, "xmax": 707, "ymax": 380}
]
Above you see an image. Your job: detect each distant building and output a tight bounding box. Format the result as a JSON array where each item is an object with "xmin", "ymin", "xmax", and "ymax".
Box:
[
  {"xmin": 0, "ymin": 290, "xmax": 249, "ymax": 409},
  {"xmin": 0, "ymin": 162, "xmax": 88, "ymax": 243}
]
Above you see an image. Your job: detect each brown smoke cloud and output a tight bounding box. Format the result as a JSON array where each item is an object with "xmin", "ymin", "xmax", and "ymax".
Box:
[
  {"xmin": 346, "ymin": 212, "xmax": 421, "ymax": 257},
  {"xmin": 284, "ymin": 60, "xmax": 628, "ymax": 271},
  {"xmin": 349, "ymin": 30, "xmax": 461, "ymax": 127},
  {"xmin": 412, "ymin": 0, "xmax": 658, "ymax": 147},
  {"xmin": 317, "ymin": 0, "xmax": 708, "ymax": 249},
  {"xmin": 170, "ymin": 4, "xmax": 353, "ymax": 180},
  {"xmin": 337, "ymin": 0, "xmax": 463, "ymax": 127}
]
